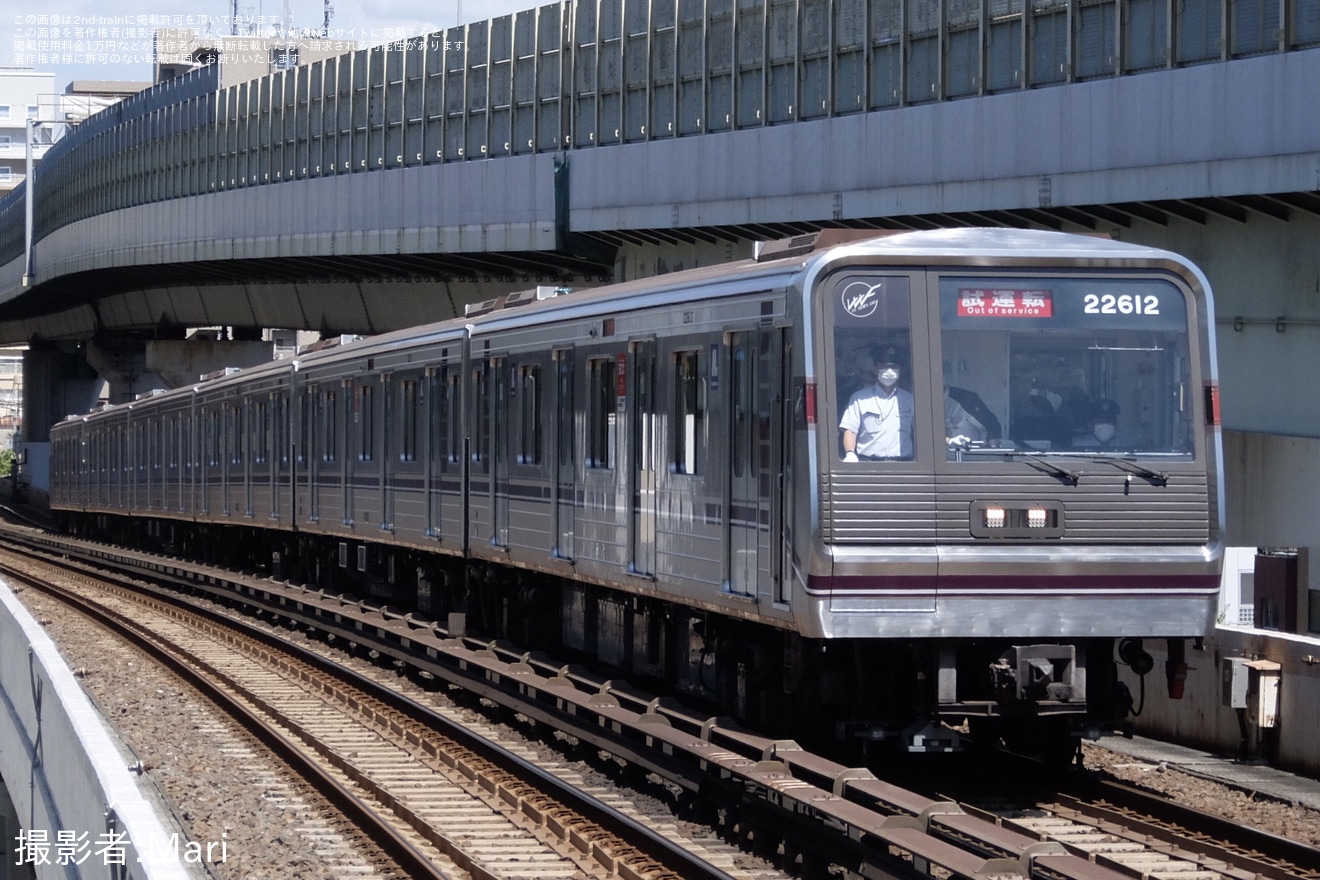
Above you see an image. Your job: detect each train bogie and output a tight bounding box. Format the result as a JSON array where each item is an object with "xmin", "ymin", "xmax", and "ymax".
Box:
[{"xmin": 51, "ymin": 230, "xmax": 1223, "ymax": 752}]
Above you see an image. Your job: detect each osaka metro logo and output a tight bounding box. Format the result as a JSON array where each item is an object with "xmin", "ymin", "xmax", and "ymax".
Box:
[{"xmin": 841, "ymin": 281, "xmax": 883, "ymax": 318}]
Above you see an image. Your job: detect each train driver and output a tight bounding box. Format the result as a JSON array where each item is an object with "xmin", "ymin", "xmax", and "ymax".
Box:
[
  {"xmin": 840, "ymin": 345, "xmax": 914, "ymax": 461},
  {"xmin": 944, "ymin": 390, "xmax": 987, "ymax": 450},
  {"xmin": 1071, "ymin": 398, "xmax": 1121, "ymax": 450}
]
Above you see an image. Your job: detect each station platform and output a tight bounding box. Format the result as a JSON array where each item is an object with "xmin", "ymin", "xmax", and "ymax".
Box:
[{"xmin": 1090, "ymin": 733, "xmax": 1320, "ymax": 812}]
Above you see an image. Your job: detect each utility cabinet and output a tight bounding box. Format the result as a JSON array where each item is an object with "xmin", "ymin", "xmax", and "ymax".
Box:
[{"xmin": 1221, "ymin": 656, "xmax": 1281, "ymax": 727}]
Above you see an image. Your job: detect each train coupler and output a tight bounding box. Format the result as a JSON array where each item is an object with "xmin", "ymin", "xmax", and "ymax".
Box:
[{"xmin": 990, "ymin": 644, "xmax": 1081, "ymax": 703}]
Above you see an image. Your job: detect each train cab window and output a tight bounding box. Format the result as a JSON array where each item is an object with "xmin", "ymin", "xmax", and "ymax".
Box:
[
  {"xmin": 937, "ymin": 275, "xmax": 1194, "ymax": 460},
  {"xmin": 518, "ymin": 365, "xmax": 541, "ymax": 465},
  {"xmin": 829, "ymin": 275, "xmax": 916, "ymax": 463},
  {"xmin": 672, "ymin": 350, "xmax": 705, "ymax": 475},
  {"xmin": 586, "ymin": 358, "xmax": 618, "ymax": 469}
]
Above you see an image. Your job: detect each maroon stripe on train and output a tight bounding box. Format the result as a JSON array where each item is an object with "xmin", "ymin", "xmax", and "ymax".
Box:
[{"xmin": 808, "ymin": 574, "xmax": 1220, "ymax": 593}]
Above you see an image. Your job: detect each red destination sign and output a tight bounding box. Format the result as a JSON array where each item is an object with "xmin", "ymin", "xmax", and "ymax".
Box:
[{"xmin": 956, "ymin": 288, "xmax": 1054, "ymax": 317}]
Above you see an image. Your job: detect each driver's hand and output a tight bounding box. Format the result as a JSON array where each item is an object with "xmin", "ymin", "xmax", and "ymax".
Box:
[
  {"xmin": 947, "ymin": 435, "xmax": 971, "ymax": 448},
  {"xmin": 843, "ymin": 452, "xmax": 859, "ymax": 463}
]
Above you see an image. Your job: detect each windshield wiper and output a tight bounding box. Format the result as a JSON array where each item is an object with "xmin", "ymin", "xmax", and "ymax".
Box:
[
  {"xmin": 1021, "ymin": 454, "xmax": 1081, "ymax": 486},
  {"xmin": 1096, "ymin": 456, "xmax": 1168, "ymax": 486}
]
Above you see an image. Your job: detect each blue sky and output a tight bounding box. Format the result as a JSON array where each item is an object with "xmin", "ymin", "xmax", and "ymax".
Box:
[{"xmin": 5, "ymin": 0, "xmax": 530, "ymax": 94}]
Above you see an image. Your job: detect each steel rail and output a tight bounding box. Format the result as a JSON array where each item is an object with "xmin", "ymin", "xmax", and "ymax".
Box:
[
  {"xmin": 0, "ymin": 542, "xmax": 742, "ymax": 880},
  {"xmin": 1061, "ymin": 780, "xmax": 1320, "ymax": 880},
  {"xmin": 0, "ymin": 560, "xmax": 454, "ymax": 880},
  {"xmin": 11, "ymin": 526, "xmax": 1309, "ymax": 880}
]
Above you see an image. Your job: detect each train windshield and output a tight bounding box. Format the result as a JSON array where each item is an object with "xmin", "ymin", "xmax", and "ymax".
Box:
[{"xmin": 937, "ymin": 275, "xmax": 1195, "ymax": 460}]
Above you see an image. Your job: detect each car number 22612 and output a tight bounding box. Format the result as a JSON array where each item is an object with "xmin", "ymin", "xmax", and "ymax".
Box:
[{"xmin": 1083, "ymin": 293, "xmax": 1160, "ymax": 315}]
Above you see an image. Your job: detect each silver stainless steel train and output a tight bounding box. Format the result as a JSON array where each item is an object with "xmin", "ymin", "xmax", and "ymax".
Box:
[{"xmin": 50, "ymin": 229, "xmax": 1224, "ymax": 752}]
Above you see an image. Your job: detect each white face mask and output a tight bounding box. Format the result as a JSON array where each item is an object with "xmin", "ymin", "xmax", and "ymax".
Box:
[
  {"xmin": 877, "ymin": 367, "xmax": 900, "ymax": 388},
  {"xmin": 1094, "ymin": 423, "xmax": 1116, "ymax": 443}
]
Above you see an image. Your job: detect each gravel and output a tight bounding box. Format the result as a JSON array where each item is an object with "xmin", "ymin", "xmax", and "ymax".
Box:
[
  {"xmin": 15, "ymin": 585, "xmax": 409, "ymax": 880},
  {"xmin": 1081, "ymin": 741, "xmax": 1320, "ymax": 846},
  {"xmin": 14, "ymin": 577, "xmax": 1316, "ymax": 878}
]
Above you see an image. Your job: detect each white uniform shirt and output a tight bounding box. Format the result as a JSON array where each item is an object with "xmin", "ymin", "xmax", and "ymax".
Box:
[{"xmin": 839, "ymin": 385, "xmax": 915, "ymax": 459}]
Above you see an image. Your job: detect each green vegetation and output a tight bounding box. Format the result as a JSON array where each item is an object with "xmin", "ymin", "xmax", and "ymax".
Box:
[{"xmin": 0, "ymin": 449, "xmax": 15, "ymax": 478}]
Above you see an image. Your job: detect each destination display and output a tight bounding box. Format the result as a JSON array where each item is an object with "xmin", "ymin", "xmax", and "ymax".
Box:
[{"xmin": 956, "ymin": 289, "xmax": 1054, "ymax": 317}]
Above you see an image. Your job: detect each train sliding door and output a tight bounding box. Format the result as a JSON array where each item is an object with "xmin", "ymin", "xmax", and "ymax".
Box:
[
  {"xmin": 492, "ymin": 358, "xmax": 509, "ymax": 547},
  {"xmin": 552, "ymin": 349, "xmax": 575, "ymax": 559},
  {"xmin": 472, "ymin": 357, "xmax": 506, "ymax": 548},
  {"xmin": 341, "ymin": 379, "xmax": 354, "ymax": 525},
  {"xmin": 775, "ymin": 331, "xmax": 793, "ymax": 604},
  {"xmin": 424, "ymin": 367, "xmax": 441, "ymax": 539},
  {"xmin": 726, "ymin": 329, "xmax": 788, "ymax": 603},
  {"xmin": 629, "ymin": 341, "xmax": 657, "ymax": 577},
  {"xmin": 469, "ymin": 358, "xmax": 495, "ymax": 548},
  {"xmin": 380, "ymin": 372, "xmax": 394, "ymax": 531}
]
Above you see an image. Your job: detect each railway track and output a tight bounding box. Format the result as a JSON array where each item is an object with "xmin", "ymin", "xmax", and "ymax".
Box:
[
  {"xmin": 0, "ymin": 545, "xmax": 756, "ymax": 880},
  {"xmin": 3, "ymin": 520, "xmax": 1318, "ymax": 880}
]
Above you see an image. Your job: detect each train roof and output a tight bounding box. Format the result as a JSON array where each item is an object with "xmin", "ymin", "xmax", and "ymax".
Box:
[
  {"xmin": 465, "ymin": 228, "xmax": 1207, "ymax": 333},
  {"xmin": 57, "ymin": 228, "xmax": 1209, "ymax": 428}
]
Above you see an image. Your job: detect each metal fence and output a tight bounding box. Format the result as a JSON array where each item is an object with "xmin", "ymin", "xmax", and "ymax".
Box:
[{"xmin": 2, "ymin": 0, "xmax": 1318, "ymax": 267}]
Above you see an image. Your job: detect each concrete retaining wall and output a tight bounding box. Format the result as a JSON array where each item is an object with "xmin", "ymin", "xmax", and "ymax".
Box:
[
  {"xmin": 0, "ymin": 578, "xmax": 193, "ymax": 879},
  {"xmin": 1120, "ymin": 627, "xmax": 1320, "ymax": 776}
]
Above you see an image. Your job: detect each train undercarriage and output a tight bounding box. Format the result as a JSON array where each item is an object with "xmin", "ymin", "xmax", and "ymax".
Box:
[{"xmin": 62, "ymin": 511, "xmax": 1178, "ymax": 761}]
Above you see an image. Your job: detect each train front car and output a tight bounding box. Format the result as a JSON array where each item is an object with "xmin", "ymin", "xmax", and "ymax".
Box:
[{"xmin": 800, "ymin": 229, "xmax": 1222, "ymax": 753}]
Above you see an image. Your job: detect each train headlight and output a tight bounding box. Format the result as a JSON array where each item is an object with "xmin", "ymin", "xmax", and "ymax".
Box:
[
  {"xmin": 984, "ymin": 506, "xmax": 1006, "ymax": 528},
  {"xmin": 1027, "ymin": 507, "xmax": 1048, "ymax": 528}
]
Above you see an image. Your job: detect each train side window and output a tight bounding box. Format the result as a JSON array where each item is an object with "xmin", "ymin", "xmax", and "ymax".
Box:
[
  {"xmin": 297, "ymin": 391, "xmax": 309, "ymax": 464},
  {"xmin": 401, "ymin": 379, "xmax": 418, "ymax": 462},
  {"xmin": 731, "ymin": 340, "xmax": 753, "ymax": 479},
  {"xmin": 275, "ymin": 396, "xmax": 287, "ymax": 467},
  {"xmin": 444, "ymin": 369, "xmax": 461, "ymax": 465},
  {"xmin": 518, "ymin": 365, "xmax": 541, "ymax": 465},
  {"xmin": 586, "ymin": 357, "xmax": 617, "ymax": 469},
  {"xmin": 357, "ymin": 384, "xmax": 374, "ymax": 462},
  {"xmin": 254, "ymin": 401, "xmax": 268, "ymax": 464},
  {"xmin": 673, "ymin": 350, "xmax": 705, "ymax": 475},
  {"xmin": 323, "ymin": 390, "xmax": 337, "ymax": 463},
  {"xmin": 556, "ymin": 351, "xmax": 574, "ymax": 467},
  {"xmin": 209, "ymin": 410, "xmax": 221, "ymax": 467},
  {"xmin": 472, "ymin": 364, "xmax": 491, "ymax": 470},
  {"xmin": 232, "ymin": 404, "xmax": 245, "ymax": 465}
]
